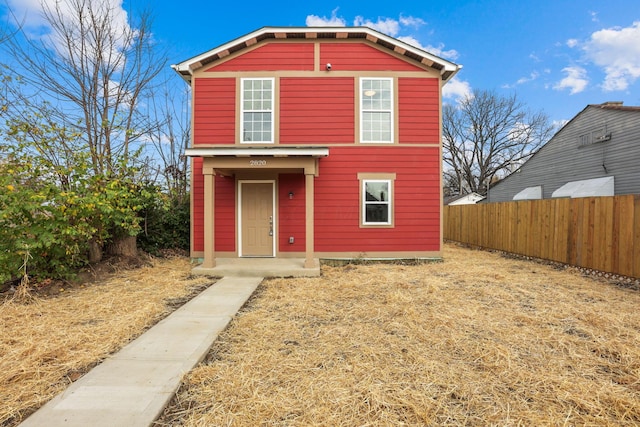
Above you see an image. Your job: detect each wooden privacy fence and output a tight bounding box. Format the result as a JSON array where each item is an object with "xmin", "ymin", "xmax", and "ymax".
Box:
[{"xmin": 443, "ymin": 195, "xmax": 640, "ymax": 279}]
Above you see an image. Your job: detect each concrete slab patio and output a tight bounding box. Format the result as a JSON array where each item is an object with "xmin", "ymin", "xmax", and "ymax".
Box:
[
  {"xmin": 18, "ymin": 276, "xmax": 263, "ymax": 427},
  {"xmin": 191, "ymin": 257, "xmax": 321, "ymax": 278}
]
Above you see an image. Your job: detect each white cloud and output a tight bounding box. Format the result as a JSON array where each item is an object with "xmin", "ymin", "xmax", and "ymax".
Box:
[
  {"xmin": 6, "ymin": 0, "xmax": 132, "ymax": 63},
  {"xmin": 502, "ymin": 71, "xmax": 540, "ymax": 89},
  {"xmin": 516, "ymin": 71, "xmax": 540, "ymax": 85},
  {"xmin": 397, "ymin": 36, "xmax": 459, "ymax": 61},
  {"xmin": 554, "ymin": 66, "xmax": 589, "ymax": 94},
  {"xmin": 442, "ymin": 77, "xmax": 472, "ymax": 102},
  {"xmin": 4, "ymin": 0, "xmax": 49, "ymax": 28},
  {"xmin": 353, "ymin": 16, "xmax": 400, "ymax": 36},
  {"xmin": 583, "ymin": 21, "xmax": 640, "ymax": 91},
  {"xmin": 552, "ymin": 119, "xmax": 570, "ymax": 131},
  {"xmin": 399, "ymin": 16, "xmax": 426, "ymax": 29},
  {"xmin": 566, "ymin": 38, "xmax": 579, "ymax": 48},
  {"xmin": 305, "ymin": 12, "xmax": 458, "ymax": 60},
  {"xmin": 305, "ymin": 8, "xmax": 346, "ymax": 27}
]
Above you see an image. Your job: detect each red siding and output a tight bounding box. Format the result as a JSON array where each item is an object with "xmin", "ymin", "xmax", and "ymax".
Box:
[
  {"xmin": 399, "ymin": 78, "xmax": 441, "ymax": 143},
  {"xmin": 215, "ymin": 176, "xmax": 236, "ymax": 252},
  {"xmin": 190, "ymin": 37, "xmax": 445, "ymax": 257},
  {"xmin": 314, "ymin": 146, "xmax": 441, "ymax": 252},
  {"xmin": 191, "ymin": 163, "xmax": 236, "ymax": 253},
  {"xmin": 193, "ymin": 78, "xmax": 235, "ymax": 145},
  {"xmin": 278, "ymin": 174, "xmax": 306, "ymax": 252},
  {"xmin": 280, "ymin": 77, "xmax": 355, "ymax": 144},
  {"xmin": 320, "ymin": 43, "xmax": 424, "ymax": 71},
  {"xmin": 208, "ymin": 43, "xmax": 314, "ymax": 72}
]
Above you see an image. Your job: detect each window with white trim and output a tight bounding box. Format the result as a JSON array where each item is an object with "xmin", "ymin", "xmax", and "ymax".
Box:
[
  {"xmin": 362, "ymin": 179, "xmax": 392, "ymax": 225},
  {"xmin": 360, "ymin": 78, "xmax": 393, "ymax": 143},
  {"xmin": 241, "ymin": 78, "xmax": 274, "ymax": 143}
]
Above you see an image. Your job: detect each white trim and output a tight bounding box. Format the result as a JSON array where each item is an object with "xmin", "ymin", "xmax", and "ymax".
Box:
[
  {"xmin": 240, "ymin": 78, "xmax": 275, "ymax": 144},
  {"xmin": 359, "ymin": 77, "xmax": 394, "ymax": 144},
  {"xmin": 238, "ymin": 180, "xmax": 276, "ymax": 257},
  {"xmin": 362, "ymin": 179, "xmax": 392, "ymax": 225},
  {"xmin": 185, "ymin": 147, "xmax": 329, "ymax": 157}
]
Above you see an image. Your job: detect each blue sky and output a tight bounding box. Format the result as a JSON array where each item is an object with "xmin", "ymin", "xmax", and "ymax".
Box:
[{"xmin": 3, "ymin": 0, "xmax": 640, "ymax": 126}]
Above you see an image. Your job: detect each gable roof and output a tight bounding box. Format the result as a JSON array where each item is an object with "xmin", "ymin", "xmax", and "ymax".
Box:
[{"xmin": 172, "ymin": 26, "xmax": 461, "ymax": 84}]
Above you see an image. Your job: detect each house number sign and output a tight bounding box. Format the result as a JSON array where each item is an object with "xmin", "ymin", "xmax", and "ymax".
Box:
[{"xmin": 250, "ymin": 160, "xmax": 267, "ymax": 166}]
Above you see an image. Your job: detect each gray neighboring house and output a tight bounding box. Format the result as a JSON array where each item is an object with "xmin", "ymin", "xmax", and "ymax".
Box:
[{"xmin": 487, "ymin": 102, "xmax": 640, "ymax": 203}]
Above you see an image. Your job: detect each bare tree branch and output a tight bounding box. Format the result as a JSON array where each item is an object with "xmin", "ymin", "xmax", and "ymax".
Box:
[
  {"xmin": 2, "ymin": 0, "xmax": 167, "ymax": 177},
  {"xmin": 443, "ymin": 89, "xmax": 555, "ymax": 195}
]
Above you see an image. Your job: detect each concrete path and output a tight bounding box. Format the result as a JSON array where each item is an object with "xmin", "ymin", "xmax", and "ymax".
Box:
[{"xmin": 19, "ymin": 276, "xmax": 263, "ymax": 427}]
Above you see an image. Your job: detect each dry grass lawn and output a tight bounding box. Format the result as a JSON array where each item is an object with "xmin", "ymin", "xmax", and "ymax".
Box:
[
  {"xmin": 0, "ymin": 256, "xmax": 213, "ymax": 427},
  {"xmin": 157, "ymin": 244, "xmax": 640, "ymax": 426}
]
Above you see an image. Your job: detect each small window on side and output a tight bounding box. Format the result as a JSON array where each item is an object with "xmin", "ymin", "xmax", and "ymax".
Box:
[{"xmin": 360, "ymin": 177, "xmax": 394, "ymax": 226}]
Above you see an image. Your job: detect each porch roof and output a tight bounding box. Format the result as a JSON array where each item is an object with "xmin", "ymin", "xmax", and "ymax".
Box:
[{"xmin": 185, "ymin": 146, "xmax": 329, "ymax": 158}]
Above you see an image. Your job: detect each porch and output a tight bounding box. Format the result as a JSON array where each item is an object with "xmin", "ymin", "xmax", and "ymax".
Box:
[{"xmin": 191, "ymin": 257, "xmax": 321, "ymax": 278}]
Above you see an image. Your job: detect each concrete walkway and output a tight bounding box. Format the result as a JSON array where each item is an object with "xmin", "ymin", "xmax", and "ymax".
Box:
[{"xmin": 19, "ymin": 276, "xmax": 262, "ymax": 427}]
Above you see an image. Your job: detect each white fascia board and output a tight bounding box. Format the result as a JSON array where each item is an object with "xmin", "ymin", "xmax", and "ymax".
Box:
[
  {"xmin": 172, "ymin": 28, "xmax": 266, "ymax": 75},
  {"xmin": 185, "ymin": 147, "xmax": 330, "ymax": 157}
]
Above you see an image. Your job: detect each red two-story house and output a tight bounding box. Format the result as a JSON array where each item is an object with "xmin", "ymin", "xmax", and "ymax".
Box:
[{"xmin": 172, "ymin": 26, "xmax": 460, "ymax": 272}]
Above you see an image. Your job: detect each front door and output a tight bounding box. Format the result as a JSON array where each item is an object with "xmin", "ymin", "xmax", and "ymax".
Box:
[{"xmin": 240, "ymin": 181, "xmax": 275, "ymax": 257}]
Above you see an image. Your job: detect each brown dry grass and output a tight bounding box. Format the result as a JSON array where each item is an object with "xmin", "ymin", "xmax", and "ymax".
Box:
[
  {"xmin": 158, "ymin": 244, "xmax": 640, "ymax": 426},
  {"xmin": 0, "ymin": 256, "xmax": 214, "ymax": 427}
]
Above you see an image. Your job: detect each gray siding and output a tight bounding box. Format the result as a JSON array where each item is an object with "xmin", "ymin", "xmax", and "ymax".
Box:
[{"xmin": 488, "ymin": 105, "xmax": 640, "ymax": 203}]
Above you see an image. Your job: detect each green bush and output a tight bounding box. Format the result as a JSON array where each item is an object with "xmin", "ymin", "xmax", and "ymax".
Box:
[
  {"xmin": 0, "ymin": 126, "xmax": 152, "ymax": 282},
  {"xmin": 138, "ymin": 193, "xmax": 190, "ymax": 255}
]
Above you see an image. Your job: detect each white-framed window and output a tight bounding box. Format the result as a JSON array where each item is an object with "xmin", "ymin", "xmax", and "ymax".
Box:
[
  {"xmin": 362, "ymin": 179, "xmax": 392, "ymax": 225},
  {"xmin": 360, "ymin": 78, "xmax": 393, "ymax": 143},
  {"xmin": 241, "ymin": 78, "xmax": 274, "ymax": 143}
]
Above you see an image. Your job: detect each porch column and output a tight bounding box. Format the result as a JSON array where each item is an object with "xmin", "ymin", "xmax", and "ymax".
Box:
[
  {"xmin": 202, "ymin": 168, "xmax": 216, "ymax": 268},
  {"xmin": 304, "ymin": 171, "xmax": 316, "ymax": 268}
]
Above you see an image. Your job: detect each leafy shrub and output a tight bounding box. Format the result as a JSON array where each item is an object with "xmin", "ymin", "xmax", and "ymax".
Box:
[
  {"xmin": 138, "ymin": 193, "xmax": 190, "ymax": 255},
  {"xmin": 0, "ymin": 123, "xmax": 153, "ymax": 282}
]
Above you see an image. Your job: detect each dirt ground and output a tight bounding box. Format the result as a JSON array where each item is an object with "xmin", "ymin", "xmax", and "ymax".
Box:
[
  {"xmin": 2, "ymin": 244, "xmax": 639, "ymax": 426},
  {"xmin": 156, "ymin": 244, "xmax": 640, "ymax": 426},
  {"xmin": 0, "ymin": 254, "xmax": 214, "ymax": 427}
]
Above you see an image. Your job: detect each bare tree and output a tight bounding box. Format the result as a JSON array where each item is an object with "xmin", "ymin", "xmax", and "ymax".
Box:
[
  {"xmin": 443, "ymin": 89, "xmax": 554, "ymax": 196},
  {"xmin": 3, "ymin": 0, "xmax": 166, "ymax": 177},
  {"xmin": 2, "ymin": 0, "xmax": 167, "ymax": 257},
  {"xmin": 147, "ymin": 81, "xmax": 191, "ymax": 199}
]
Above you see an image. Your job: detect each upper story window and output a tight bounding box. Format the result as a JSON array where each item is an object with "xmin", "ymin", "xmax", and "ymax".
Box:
[
  {"xmin": 360, "ymin": 78, "xmax": 393, "ymax": 143},
  {"xmin": 241, "ymin": 78, "xmax": 274, "ymax": 143}
]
